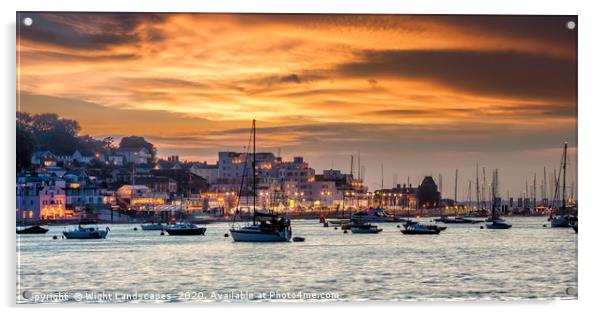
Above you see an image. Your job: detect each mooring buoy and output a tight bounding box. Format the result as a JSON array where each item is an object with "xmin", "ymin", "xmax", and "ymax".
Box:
[
  {"xmin": 334, "ymin": 227, "xmax": 338, "ymax": 230},
  {"xmin": 343, "ymin": 230, "xmax": 348, "ymax": 234},
  {"xmin": 133, "ymin": 227, "xmax": 138, "ymax": 231},
  {"xmin": 293, "ymin": 237, "xmax": 305, "ymax": 242},
  {"xmin": 52, "ymin": 235, "xmax": 58, "ymax": 240},
  {"xmin": 480, "ymin": 226, "xmax": 484, "ymax": 229},
  {"xmin": 224, "ymin": 233, "xmax": 229, "ymax": 238},
  {"xmin": 160, "ymin": 231, "xmax": 165, "ymax": 235}
]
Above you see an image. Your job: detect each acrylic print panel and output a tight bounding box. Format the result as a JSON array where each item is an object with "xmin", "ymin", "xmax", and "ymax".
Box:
[{"xmin": 15, "ymin": 12, "xmax": 578, "ymax": 303}]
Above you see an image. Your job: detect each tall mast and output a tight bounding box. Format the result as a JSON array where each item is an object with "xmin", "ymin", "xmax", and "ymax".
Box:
[
  {"xmin": 476, "ymin": 162, "xmax": 480, "ymax": 209},
  {"xmin": 543, "ymin": 167, "xmax": 547, "ymax": 206},
  {"xmin": 357, "ymin": 152, "xmax": 361, "ymax": 179},
  {"xmin": 253, "ymin": 119, "xmax": 256, "ymax": 214},
  {"xmin": 438, "ymin": 173, "xmax": 443, "ymax": 199},
  {"xmin": 350, "ymin": 155, "xmax": 354, "ymax": 178},
  {"xmin": 525, "ymin": 179, "xmax": 529, "ymax": 208},
  {"xmin": 468, "ymin": 180, "xmax": 472, "ymax": 208},
  {"xmin": 482, "ymin": 167, "xmax": 487, "ymax": 209},
  {"xmin": 562, "ymin": 142, "xmax": 567, "ymax": 209},
  {"xmin": 454, "ymin": 168, "xmax": 458, "ymax": 205},
  {"xmin": 533, "ymin": 173, "xmax": 537, "ymax": 210},
  {"xmin": 553, "ymin": 168, "xmax": 557, "ymax": 207}
]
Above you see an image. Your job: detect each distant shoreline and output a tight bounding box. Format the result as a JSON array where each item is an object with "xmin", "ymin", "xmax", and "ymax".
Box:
[{"xmin": 17, "ymin": 213, "xmax": 549, "ymax": 226}]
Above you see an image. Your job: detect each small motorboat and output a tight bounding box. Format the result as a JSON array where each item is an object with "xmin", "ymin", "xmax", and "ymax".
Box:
[
  {"xmin": 549, "ymin": 215, "xmax": 577, "ymax": 228},
  {"xmin": 326, "ymin": 218, "xmax": 352, "ymax": 226},
  {"xmin": 486, "ymin": 219, "xmax": 512, "ymax": 229},
  {"xmin": 485, "ymin": 217, "xmax": 506, "ymax": 222},
  {"xmin": 435, "ymin": 216, "xmax": 484, "ymax": 224},
  {"xmin": 16, "ymin": 225, "xmax": 49, "ymax": 234},
  {"xmin": 350, "ymin": 223, "xmax": 382, "ymax": 234},
  {"xmin": 165, "ymin": 223, "xmax": 206, "ymax": 235},
  {"xmin": 63, "ymin": 221, "xmax": 109, "ymax": 239},
  {"xmin": 401, "ymin": 221, "xmax": 443, "ymax": 235},
  {"xmin": 141, "ymin": 222, "xmax": 167, "ymax": 231},
  {"xmin": 351, "ymin": 208, "xmax": 404, "ymax": 222}
]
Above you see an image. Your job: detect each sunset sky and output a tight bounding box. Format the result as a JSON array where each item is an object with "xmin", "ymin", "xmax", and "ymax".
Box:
[{"xmin": 17, "ymin": 13, "xmax": 578, "ymax": 199}]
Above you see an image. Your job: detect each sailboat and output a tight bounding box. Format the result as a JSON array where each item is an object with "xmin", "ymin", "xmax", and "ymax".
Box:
[
  {"xmin": 16, "ymin": 224, "xmax": 49, "ymax": 234},
  {"xmin": 230, "ymin": 120, "xmax": 292, "ymax": 242},
  {"xmin": 63, "ymin": 220, "xmax": 110, "ymax": 239},
  {"xmin": 486, "ymin": 169, "xmax": 512, "ymax": 229},
  {"xmin": 436, "ymin": 169, "xmax": 482, "ymax": 224},
  {"xmin": 549, "ymin": 142, "xmax": 577, "ymax": 228}
]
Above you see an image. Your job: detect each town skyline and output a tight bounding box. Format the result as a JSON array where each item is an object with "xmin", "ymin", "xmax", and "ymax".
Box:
[{"xmin": 17, "ymin": 13, "xmax": 578, "ymax": 197}]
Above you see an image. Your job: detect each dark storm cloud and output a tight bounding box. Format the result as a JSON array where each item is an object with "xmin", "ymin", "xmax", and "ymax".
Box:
[
  {"xmin": 17, "ymin": 12, "xmax": 166, "ymax": 50},
  {"xmin": 365, "ymin": 104, "xmax": 577, "ymax": 119},
  {"xmin": 433, "ymin": 15, "xmax": 577, "ymax": 53},
  {"xmin": 337, "ymin": 49, "xmax": 577, "ymax": 101}
]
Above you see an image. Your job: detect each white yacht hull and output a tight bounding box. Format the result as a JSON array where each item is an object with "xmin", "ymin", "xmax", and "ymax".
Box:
[{"xmin": 230, "ymin": 228, "xmax": 291, "ymax": 242}]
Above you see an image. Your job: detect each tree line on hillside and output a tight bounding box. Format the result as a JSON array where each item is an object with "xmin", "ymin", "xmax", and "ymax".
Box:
[{"xmin": 16, "ymin": 112, "xmax": 156, "ymax": 171}]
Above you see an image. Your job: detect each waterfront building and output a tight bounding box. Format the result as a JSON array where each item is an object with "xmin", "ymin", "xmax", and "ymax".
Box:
[
  {"xmin": 190, "ymin": 162, "xmax": 219, "ymax": 184},
  {"xmin": 217, "ymin": 151, "xmax": 280, "ymax": 182},
  {"xmin": 133, "ymin": 176, "xmax": 178, "ymax": 194},
  {"xmin": 417, "ymin": 176, "xmax": 441, "ymax": 209},
  {"xmin": 64, "ymin": 182, "xmax": 105, "ymax": 210},
  {"xmin": 151, "ymin": 169, "xmax": 208, "ymax": 196},
  {"xmin": 374, "ymin": 184, "xmax": 418, "ymax": 209},
  {"xmin": 16, "ymin": 180, "xmax": 69, "ymax": 222},
  {"xmin": 315, "ymin": 169, "xmax": 368, "ymax": 209},
  {"xmin": 116, "ymin": 185, "xmax": 167, "ymax": 210}
]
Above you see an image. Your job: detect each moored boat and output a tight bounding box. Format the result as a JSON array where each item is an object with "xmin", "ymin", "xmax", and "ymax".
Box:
[
  {"xmin": 436, "ymin": 216, "xmax": 483, "ymax": 224},
  {"xmin": 141, "ymin": 222, "xmax": 167, "ymax": 231},
  {"xmin": 230, "ymin": 211, "xmax": 291, "ymax": 242},
  {"xmin": 485, "ymin": 169, "xmax": 511, "ymax": 230},
  {"xmin": 229, "ymin": 119, "xmax": 292, "ymax": 243},
  {"xmin": 165, "ymin": 223, "xmax": 206, "ymax": 235},
  {"xmin": 16, "ymin": 225, "xmax": 49, "ymax": 234},
  {"xmin": 326, "ymin": 218, "xmax": 352, "ymax": 226},
  {"xmin": 548, "ymin": 143, "xmax": 578, "ymax": 228},
  {"xmin": 549, "ymin": 215, "xmax": 577, "ymax": 228},
  {"xmin": 351, "ymin": 207, "xmax": 403, "ymax": 222},
  {"xmin": 350, "ymin": 223, "xmax": 382, "ymax": 234},
  {"xmin": 486, "ymin": 219, "xmax": 512, "ymax": 229},
  {"xmin": 401, "ymin": 220, "xmax": 443, "ymax": 235},
  {"xmin": 63, "ymin": 221, "xmax": 109, "ymax": 239}
]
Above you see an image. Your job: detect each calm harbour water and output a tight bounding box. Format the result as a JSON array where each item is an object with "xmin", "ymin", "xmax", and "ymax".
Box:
[{"xmin": 16, "ymin": 217, "xmax": 577, "ymax": 303}]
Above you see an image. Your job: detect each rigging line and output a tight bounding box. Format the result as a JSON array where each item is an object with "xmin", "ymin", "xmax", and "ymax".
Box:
[{"xmin": 232, "ymin": 122, "xmax": 254, "ymax": 226}]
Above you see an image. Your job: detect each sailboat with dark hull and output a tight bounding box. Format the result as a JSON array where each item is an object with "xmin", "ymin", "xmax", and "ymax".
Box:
[
  {"xmin": 230, "ymin": 120, "xmax": 292, "ymax": 242},
  {"xmin": 486, "ymin": 169, "xmax": 512, "ymax": 229},
  {"xmin": 549, "ymin": 142, "xmax": 577, "ymax": 228},
  {"xmin": 16, "ymin": 224, "xmax": 49, "ymax": 234},
  {"xmin": 435, "ymin": 169, "xmax": 483, "ymax": 224}
]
